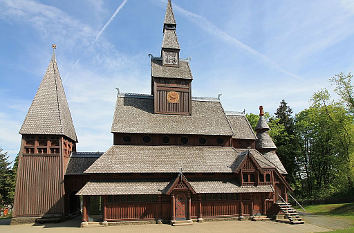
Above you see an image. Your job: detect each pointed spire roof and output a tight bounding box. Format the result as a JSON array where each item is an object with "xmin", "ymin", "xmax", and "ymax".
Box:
[
  {"xmin": 255, "ymin": 106, "xmax": 276, "ymax": 150},
  {"xmin": 164, "ymin": 0, "xmax": 176, "ymax": 25},
  {"xmin": 19, "ymin": 45, "xmax": 78, "ymax": 142},
  {"xmin": 162, "ymin": 0, "xmax": 180, "ymax": 50},
  {"xmin": 255, "ymin": 106, "xmax": 270, "ymax": 131}
]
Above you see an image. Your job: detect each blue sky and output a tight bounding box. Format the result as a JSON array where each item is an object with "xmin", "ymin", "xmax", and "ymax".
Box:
[{"xmin": 1, "ymin": 0, "xmax": 354, "ymax": 163}]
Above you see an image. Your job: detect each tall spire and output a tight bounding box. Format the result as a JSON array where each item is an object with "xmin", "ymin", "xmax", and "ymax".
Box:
[
  {"xmin": 20, "ymin": 45, "xmax": 77, "ymax": 142},
  {"xmin": 161, "ymin": 0, "xmax": 180, "ymax": 62},
  {"xmin": 255, "ymin": 106, "xmax": 276, "ymax": 151},
  {"xmin": 164, "ymin": 0, "xmax": 176, "ymax": 27}
]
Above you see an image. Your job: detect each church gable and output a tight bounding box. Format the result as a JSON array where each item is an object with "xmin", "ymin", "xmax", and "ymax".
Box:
[{"xmin": 165, "ymin": 173, "xmax": 196, "ymax": 195}]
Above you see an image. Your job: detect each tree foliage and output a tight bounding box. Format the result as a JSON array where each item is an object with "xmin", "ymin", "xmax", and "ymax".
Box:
[
  {"xmin": 0, "ymin": 148, "xmax": 14, "ymax": 206},
  {"xmin": 246, "ymin": 73, "xmax": 353, "ymax": 202}
]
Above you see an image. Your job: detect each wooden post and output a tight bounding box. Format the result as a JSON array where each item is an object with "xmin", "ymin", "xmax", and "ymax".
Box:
[
  {"xmin": 103, "ymin": 196, "xmax": 107, "ymax": 221},
  {"xmin": 239, "ymin": 194, "xmax": 244, "ymax": 219},
  {"xmin": 82, "ymin": 196, "xmax": 88, "ymax": 222},
  {"xmin": 187, "ymin": 193, "xmax": 191, "ymax": 220},
  {"xmin": 171, "ymin": 194, "xmax": 175, "ymax": 221},
  {"xmin": 251, "ymin": 194, "xmax": 254, "ymax": 216},
  {"xmin": 157, "ymin": 195, "xmax": 163, "ymax": 224},
  {"xmin": 198, "ymin": 194, "xmax": 203, "ymax": 222}
]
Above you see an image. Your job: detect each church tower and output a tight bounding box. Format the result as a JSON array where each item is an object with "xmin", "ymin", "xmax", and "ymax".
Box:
[
  {"xmin": 13, "ymin": 45, "xmax": 77, "ymax": 218},
  {"xmin": 151, "ymin": 0, "xmax": 193, "ymax": 115}
]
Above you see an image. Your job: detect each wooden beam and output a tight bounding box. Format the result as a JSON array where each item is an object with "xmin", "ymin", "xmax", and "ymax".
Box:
[
  {"xmin": 171, "ymin": 194, "xmax": 175, "ymax": 221},
  {"xmin": 82, "ymin": 196, "xmax": 88, "ymax": 222}
]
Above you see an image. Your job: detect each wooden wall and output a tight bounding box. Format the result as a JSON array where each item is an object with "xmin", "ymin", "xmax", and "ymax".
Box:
[
  {"xmin": 13, "ymin": 155, "xmax": 65, "ymax": 217},
  {"xmin": 153, "ymin": 78, "xmax": 191, "ymax": 115}
]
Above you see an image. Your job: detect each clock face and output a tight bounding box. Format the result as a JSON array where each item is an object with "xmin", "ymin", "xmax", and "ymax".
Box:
[
  {"xmin": 164, "ymin": 51, "xmax": 178, "ymax": 65},
  {"xmin": 167, "ymin": 91, "xmax": 180, "ymax": 103}
]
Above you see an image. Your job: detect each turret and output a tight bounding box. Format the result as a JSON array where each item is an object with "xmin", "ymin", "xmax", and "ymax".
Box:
[{"xmin": 255, "ymin": 106, "xmax": 276, "ymax": 154}]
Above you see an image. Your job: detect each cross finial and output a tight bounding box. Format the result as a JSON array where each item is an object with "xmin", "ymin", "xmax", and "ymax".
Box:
[{"xmin": 259, "ymin": 106, "xmax": 264, "ymax": 116}]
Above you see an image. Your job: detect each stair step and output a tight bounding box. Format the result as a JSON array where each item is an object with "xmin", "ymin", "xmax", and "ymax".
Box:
[
  {"xmin": 290, "ymin": 220, "xmax": 304, "ymax": 224},
  {"xmin": 172, "ymin": 220, "xmax": 193, "ymax": 226}
]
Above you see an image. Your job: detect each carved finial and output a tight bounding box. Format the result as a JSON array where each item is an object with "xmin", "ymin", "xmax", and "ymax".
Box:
[
  {"xmin": 259, "ymin": 106, "xmax": 264, "ymax": 116},
  {"xmin": 115, "ymin": 88, "xmax": 120, "ymax": 95},
  {"xmin": 218, "ymin": 93, "xmax": 222, "ymax": 100},
  {"xmin": 179, "ymin": 167, "xmax": 183, "ymax": 176},
  {"xmin": 52, "ymin": 44, "xmax": 56, "ymax": 50}
]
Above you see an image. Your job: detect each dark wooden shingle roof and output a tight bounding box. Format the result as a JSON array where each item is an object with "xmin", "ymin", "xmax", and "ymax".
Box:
[
  {"xmin": 19, "ymin": 53, "xmax": 77, "ymax": 141},
  {"xmin": 111, "ymin": 94, "xmax": 232, "ymax": 136}
]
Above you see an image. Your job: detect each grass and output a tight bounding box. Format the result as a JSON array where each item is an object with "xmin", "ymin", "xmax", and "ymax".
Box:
[
  {"xmin": 298, "ymin": 203, "xmax": 354, "ymax": 222},
  {"xmin": 295, "ymin": 203, "xmax": 354, "ymax": 232},
  {"xmin": 317, "ymin": 227, "xmax": 354, "ymax": 233}
]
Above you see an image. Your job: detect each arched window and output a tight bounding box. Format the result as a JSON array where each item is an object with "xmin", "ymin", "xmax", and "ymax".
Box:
[
  {"xmin": 123, "ymin": 135, "xmax": 131, "ymax": 143},
  {"xmin": 199, "ymin": 137, "xmax": 207, "ymax": 145},
  {"xmin": 162, "ymin": 136, "xmax": 170, "ymax": 144},
  {"xmin": 217, "ymin": 137, "xmax": 224, "ymax": 145},
  {"xmin": 181, "ymin": 137, "xmax": 189, "ymax": 145},
  {"xmin": 143, "ymin": 136, "xmax": 152, "ymax": 143}
]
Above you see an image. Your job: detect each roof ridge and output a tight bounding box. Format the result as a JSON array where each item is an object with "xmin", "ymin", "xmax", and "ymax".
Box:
[{"xmin": 52, "ymin": 56, "xmax": 63, "ymax": 135}]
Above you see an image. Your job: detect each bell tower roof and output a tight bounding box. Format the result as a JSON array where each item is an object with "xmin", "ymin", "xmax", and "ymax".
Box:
[
  {"xmin": 164, "ymin": 0, "xmax": 176, "ymax": 26},
  {"xmin": 255, "ymin": 106, "xmax": 276, "ymax": 150},
  {"xmin": 161, "ymin": 0, "xmax": 180, "ymax": 51},
  {"xmin": 19, "ymin": 45, "xmax": 78, "ymax": 142}
]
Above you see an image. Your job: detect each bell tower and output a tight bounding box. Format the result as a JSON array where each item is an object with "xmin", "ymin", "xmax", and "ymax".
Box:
[
  {"xmin": 151, "ymin": 0, "xmax": 193, "ymax": 115},
  {"xmin": 13, "ymin": 45, "xmax": 77, "ymax": 219}
]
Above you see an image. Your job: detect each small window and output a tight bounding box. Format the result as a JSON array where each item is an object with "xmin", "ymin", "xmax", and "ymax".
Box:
[
  {"xmin": 181, "ymin": 137, "xmax": 189, "ymax": 145},
  {"xmin": 259, "ymin": 173, "xmax": 264, "ymax": 182},
  {"xmin": 143, "ymin": 136, "xmax": 152, "ymax": 143},
  {"xmin": 217, "ymin": 137, "xmax": 224, "ymax": 145},
  {"xmin": 266, "ymin": 174, "xmax": 271, "ymax": 182},
  {"xmin": 162, "ymin": 136, "xmax": 170, "ymax": 144},
  {"xmin": 123, "ymin": 136, "xmax": 131, "ymax": 143},
  {"xmin": 243, "ymin": 174, "xmax": 248, "ymax": 182},
  {"xmin": 250, "ymin": 174, "xmax": 255, "ymax": 182},
  {"xmin": 199, "ymin": 137, "xmax": 207, "ymax": 145}
]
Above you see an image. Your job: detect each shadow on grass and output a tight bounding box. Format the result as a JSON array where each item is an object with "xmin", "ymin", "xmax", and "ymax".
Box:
[{"xmin": 328, "ymin": 203, "xmax": 354, "ymax": 216}]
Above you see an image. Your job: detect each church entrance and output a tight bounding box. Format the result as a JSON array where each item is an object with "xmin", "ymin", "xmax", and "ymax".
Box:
[{"xmin": 175, "ymin": 193, "xmax": 187, "ymax": 219}]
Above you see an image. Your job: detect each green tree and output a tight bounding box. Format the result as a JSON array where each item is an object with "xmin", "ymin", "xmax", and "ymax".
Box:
[
  {"xmin": 272, "ymin": 100, "xmax": 300, "ymax": 186},
  {"xmin": 0, "ymin": 148, "xmax": 12, "ymax": 206},
  {"xmin": 295, "ymin": 89, "xmax": 353, "ymax": 200},
  {"xmin": 7, "ymin": 154, "xmax": 19, "ymax": 205},
  {"xmin": 330, "ymin": 72, "xmax": 354, "ymax": 114}
]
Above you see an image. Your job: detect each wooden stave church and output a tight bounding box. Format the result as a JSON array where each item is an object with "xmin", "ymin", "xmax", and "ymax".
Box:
[{"xmin": 12, "ymin": 0, "xmax": 291, "ymax": 225}]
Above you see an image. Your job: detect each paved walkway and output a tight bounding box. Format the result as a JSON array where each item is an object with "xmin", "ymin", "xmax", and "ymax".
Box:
[{"xmin": 0, "ymin": 217, "xmax": 330, "ymax": 233}]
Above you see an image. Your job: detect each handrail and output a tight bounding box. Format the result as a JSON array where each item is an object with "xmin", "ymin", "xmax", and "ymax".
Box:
[
  {"xmin": 277, "ymin": 194, "xmax": 287, "ymax": 203},
  {"xmin": 288, "ymin": 193, "xmax": 306, "ymax": 212}
]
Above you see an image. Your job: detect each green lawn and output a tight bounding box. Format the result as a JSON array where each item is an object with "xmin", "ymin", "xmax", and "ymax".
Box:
[
  {"xmin": 299, "ymin": 203, "xmax": 354, "ymax": 222},
  {"xmin": 295, "ymin": 203, "xmax": 354, "ymax": 233}
]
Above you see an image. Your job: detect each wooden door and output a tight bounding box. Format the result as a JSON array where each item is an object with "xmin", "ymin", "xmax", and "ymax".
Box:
[
  {"xmin": 175, "ymin": 193, "xmax": 187, "ymax": 219},
  {"xmin": 253, "ymin": 194, "xmax": 262, "ymax": 215}
]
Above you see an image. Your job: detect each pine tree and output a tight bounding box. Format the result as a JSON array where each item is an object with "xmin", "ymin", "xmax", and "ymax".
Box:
[
  {"xmin": 273, "ymin": 100, "xmax": 300, "ymax": 186},
  {"xmin": 0, "ymin": 148, "xmax": 11, "ymax": 206}
]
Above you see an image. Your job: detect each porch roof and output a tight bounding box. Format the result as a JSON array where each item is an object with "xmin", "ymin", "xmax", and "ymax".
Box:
[{"xmin": 76, "ymin": 180, "xmax": 273, "ymax": 195}]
